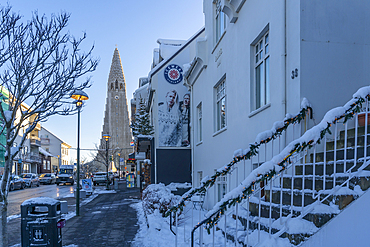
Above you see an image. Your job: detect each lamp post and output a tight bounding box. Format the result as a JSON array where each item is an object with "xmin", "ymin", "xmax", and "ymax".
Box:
[
  {"xmin": 71, "ymin": 89, "xmax": 89, "ymax": 216},
  {"xmin": 102, "ymin": 134, "xmax": 111, "ymax": 190}
]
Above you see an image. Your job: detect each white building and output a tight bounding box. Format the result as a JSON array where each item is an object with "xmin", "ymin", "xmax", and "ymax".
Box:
[
  {"xmin": 144, "ymin": 29, "xmax": 205, "ymax": 185},
  {"xmin": 40, "ymin": 127, "xmax": 71, "ymax": 172},
  {"xmin": 185, "ymin": 0, "xmax": 370, "ymax": 207}
]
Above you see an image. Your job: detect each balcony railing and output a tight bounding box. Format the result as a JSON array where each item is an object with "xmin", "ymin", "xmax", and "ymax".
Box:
[
  {"xmin": 28, "ymin": 153, "xmax": 41, "ymax": 163},
  {"xmin": 30, "ymin": 136, "xmax": 41, "ymax": 147},
  {"xmin": 41, "ymin": 138, "xmax": 50, "ymax": 145}
]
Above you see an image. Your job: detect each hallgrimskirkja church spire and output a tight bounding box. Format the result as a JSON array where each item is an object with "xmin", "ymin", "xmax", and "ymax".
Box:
[{"xmin": 100, "ymin": 48, "xmax": 132, "ymax": 170}]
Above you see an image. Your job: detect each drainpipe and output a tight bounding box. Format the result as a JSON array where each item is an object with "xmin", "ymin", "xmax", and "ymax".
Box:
[
  {"xmin": 283, "ymin": 0, "xmax": 288, "ymax": 147},
  {"xmin": 184, "ymin": 74, "xmax": 195, "ymax": 188}
]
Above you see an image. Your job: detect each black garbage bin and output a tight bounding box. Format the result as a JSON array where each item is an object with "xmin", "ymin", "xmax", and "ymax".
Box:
[{"xmin": 21, "ymin": 197, "xmax": 65, "ymax": 247}]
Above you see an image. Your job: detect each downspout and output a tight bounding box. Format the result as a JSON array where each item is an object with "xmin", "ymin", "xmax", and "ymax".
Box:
[
  {"xmin": 190, "ymin": 83, "xmax": 195, "ymax": 189},
  {"xmin": 184, "ymin": 70, "xmax": 195, "ymax": 188},
  {"xmin": 283, "ymin": 0, "xmax": 288, "ymax": 147}
]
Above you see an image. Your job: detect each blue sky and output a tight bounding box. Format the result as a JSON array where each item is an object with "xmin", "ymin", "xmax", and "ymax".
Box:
[{"xmin": 5, "ymin": 0, "xmax": 205, "ymax": 162}]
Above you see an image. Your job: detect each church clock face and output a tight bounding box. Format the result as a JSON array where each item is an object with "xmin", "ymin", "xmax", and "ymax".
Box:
[{"xmin": 115, "ymin": 95, "xmax": 119, "ymax": 100}]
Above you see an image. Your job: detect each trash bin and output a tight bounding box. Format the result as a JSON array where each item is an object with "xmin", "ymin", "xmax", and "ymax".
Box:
[{"xmin": 21, "ymin": 197, "xmax": 65, "ymax": 247}]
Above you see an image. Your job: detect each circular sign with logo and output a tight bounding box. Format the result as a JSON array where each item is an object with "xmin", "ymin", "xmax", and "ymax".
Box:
[{"xmin": 164, "ymin": 64, "xmax": 183, "ymax": 84}]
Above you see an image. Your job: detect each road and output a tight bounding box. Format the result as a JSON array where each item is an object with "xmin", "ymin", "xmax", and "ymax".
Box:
[{"xmin": 7, "ymin": 183, "xmax": 75, "ymax": 217}]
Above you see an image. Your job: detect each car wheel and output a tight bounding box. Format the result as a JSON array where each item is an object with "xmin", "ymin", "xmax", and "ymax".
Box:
[
  {"xmin": 9, "ymin": 184, "xmax": 14, "ymax": 191},
  {"xmin": 56, "ymin": 183, "xmax": 59, "ymax": 186},
  {"xmin": 37, "ymin": 182, "xmax": 39, "ymax": 187},
  {"xmin": 21, "ymin": 183, "xmax": 25, "ymax": 189}
]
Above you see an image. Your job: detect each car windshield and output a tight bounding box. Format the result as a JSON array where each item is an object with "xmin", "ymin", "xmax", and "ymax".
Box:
[
  {"xmin": 22, "ymin": 174, "xmax": 31, "ymax": 178},
  {"xmin": 60, "ymin": 169, "xmax": 73, "ymax": 174},
  {"xmin": 40, "ymin": 174, "xmax": 51, "ymax": 177}
]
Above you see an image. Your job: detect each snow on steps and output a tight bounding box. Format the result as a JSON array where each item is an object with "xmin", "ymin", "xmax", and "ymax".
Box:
[
  {"xmin": 301, "ymin": 188, "xmax": 370, "ymax": 247},
  {"xmin": 218, "ymin": 182, "xmax": 365, "ymax": 246}
]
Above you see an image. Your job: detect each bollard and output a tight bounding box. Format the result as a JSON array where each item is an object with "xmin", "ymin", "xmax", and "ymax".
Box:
[
  {"xmin": 114, "ymin": 178, "xmax": 118, "ymax": 190},
  {"xmin": 60, "ymin": 201, "xmax": 68, "ymax": 214}
]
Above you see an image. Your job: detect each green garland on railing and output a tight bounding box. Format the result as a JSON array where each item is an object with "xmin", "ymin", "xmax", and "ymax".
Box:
[
  {"xmin": 200, "ymin": 95, "xmax": 367, "ymax": 232},
  {"xmin": 164, "ymin": 106, "xmax": 311, "ymax": 217}
]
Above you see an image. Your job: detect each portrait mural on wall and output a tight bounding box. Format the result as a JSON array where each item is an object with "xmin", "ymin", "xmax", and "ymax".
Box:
[{"xmin": 158, "ymin": 64, "xmax": 190, "ymax": 147}]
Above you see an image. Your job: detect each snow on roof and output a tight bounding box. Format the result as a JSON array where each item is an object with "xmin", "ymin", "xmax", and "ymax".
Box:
[
  {"xmin": 148, "ymin": 27, "xmax": 205, "ymax": 80},
  {"xmin": 158, "ymin": 41, "xmax": 185, "ymax": 60},
  {"xmin": 157, "ymin": 39, "xmax": 185, "ymax": 46},
  {"xmin": 21, "ymin": 196, "xmax": 59, "ymax": 206},
  {"xmin": 39, "ymin": 147, "xmax": 55, "ymax": 157}
]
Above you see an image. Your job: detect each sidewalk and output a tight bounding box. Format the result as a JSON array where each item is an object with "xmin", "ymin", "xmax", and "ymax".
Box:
[
  {"xmin": 62, "ymin": 180, "xmax": 141, "ymax": 247},
  {"xmin": 8, "ymin": 180, "xmax": 141, "ymax": 247}
]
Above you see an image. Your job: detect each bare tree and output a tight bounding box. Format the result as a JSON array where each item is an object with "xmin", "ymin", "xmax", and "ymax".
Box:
[
  {"xmin": 0, "ymin": 6, "xmax": 98, "ymax": 246},
  {"xmin": 91, "ymin": 143, "xmax": 124, "ymax": 171}
]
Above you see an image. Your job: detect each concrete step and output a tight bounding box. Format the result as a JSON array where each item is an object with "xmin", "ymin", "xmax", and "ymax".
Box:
[
  {"xmin": 310, "ymin": 147, "xmax": 370, "ymax": 163},
  {"xmin": 235, "ymin": 203, "xmax": 333, "ymax": 246},
  {"xmin": 294, "ymin": 161, "xmax": 370, "ymax": 176},
  {"xmin": 281, "ymin": 175, "xmax": 370, "ymax": 191},
  {"xmin": 326, "ymin": 134, "xmax": 370, "ymax": 151},
  {"xmin": 338, "ymin": 124, "xmax": 370, "ymax": 140},
  {"xmin": 263, "ymin": 188, "xmax": 357, "ymax": 209}
]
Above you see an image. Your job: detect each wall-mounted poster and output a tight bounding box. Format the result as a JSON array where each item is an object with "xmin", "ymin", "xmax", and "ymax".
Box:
[{"xmin": 158, "ymin": 64, "xmax": 190, "ymax": 147}]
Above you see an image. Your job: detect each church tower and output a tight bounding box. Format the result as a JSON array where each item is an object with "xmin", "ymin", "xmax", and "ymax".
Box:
[{"xmin": 100, "ymin": 48, "xmax": 132, "ymax": 170}]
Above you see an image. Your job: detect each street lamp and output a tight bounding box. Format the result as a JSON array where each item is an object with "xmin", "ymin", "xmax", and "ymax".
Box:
[
  {"xmin": 71, "ymin": 89, "xmax": 89, "ymax": 217},
  {"xmin": 102, "ymin": 134, "xmax": 111, "ymax": 190}
]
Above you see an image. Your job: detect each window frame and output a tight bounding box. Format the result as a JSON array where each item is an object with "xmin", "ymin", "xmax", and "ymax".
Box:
[
  {"xmin": 251, "ymin": 27, "xmax": 270, "ymax": 111},
  {"xmin": 216, "ymin": 174, "xmax": 227, "ymax": 202},
  {"xmin": 214, "ymin": 0, "xmax": 226, "ymax": 44},
  {"xmin": 197, "ymin": 171, "xmax": 203, "ymax": 187},
  {"xmin": 215, "ymin": 76, "xmax": 226, "ymax": 132},
  {"xmin": 197, "ymin": 103, "xmax": 203, "ymax": 143}
]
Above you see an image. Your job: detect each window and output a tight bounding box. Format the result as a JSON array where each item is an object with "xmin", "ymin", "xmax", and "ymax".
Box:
[
  {"xmin": 197, "ymin": 171, "xmax": 203, "ymax": 187},
  {"xmin": 253, "ymin": 31, "xmax": 270, "ymax": 110},
  {"xmin": 197, "ymin": 103, "xmax": 202, "ymax": 142},
  {"xmin": 215, "ymin": 78, "xmax": 226, "ymax": 131},
  {"xmin": 215, "ymin": 0, "xmax": 226, "ymax": 43},
  {"xmin": 217, "ymin": 174, "xmax": 227, "ymax": 201}
]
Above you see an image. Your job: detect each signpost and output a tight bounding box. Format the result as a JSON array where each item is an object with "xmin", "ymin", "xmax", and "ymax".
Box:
[{"xmin": 81, "ymin": 179, "xmax": 93, "ymax": 194}]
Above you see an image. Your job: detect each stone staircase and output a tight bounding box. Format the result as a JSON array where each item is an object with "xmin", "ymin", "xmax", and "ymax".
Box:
[{"xmin": 217, "ymin": 123, "xmax": 370, "ymax": 246}]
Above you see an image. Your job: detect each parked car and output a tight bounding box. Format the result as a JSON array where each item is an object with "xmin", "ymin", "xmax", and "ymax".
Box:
[
  {"xmin": 20, "ymin": 173, "xmax": 40, "ymax": 187},
  {"xmin": 10, "ymin": 175, "xmax": 26, "ymax": 191},
  {"xmin": 39, "ymin": 173, "xmax": 56, "ymax": 185},
  {"xmin": 92, "ymin": 172, "xmax": 112, "ymax": 186}
]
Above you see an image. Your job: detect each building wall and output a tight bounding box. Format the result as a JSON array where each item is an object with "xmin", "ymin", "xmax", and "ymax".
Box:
[
  {"xmin": 40, "ymin": 127, "xmax": 68, "ymax": 168},
  {"xmin": 193, "ymin": 0, "xmax": 291, "ymax": 207},
  {"xmin": 61, "ymin": 143, "xmax": 71, "ymax": 166},
  {"xmin": 299, "ymin": 0, "xmax": 370, "ymax": 122},
  {"xmin": 149, "ymin": 30, "xmax": 205, "ymax": 185},
  {"xmin": 191, "ymin": 0, "xmax": 370, "ymax": 208}
]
